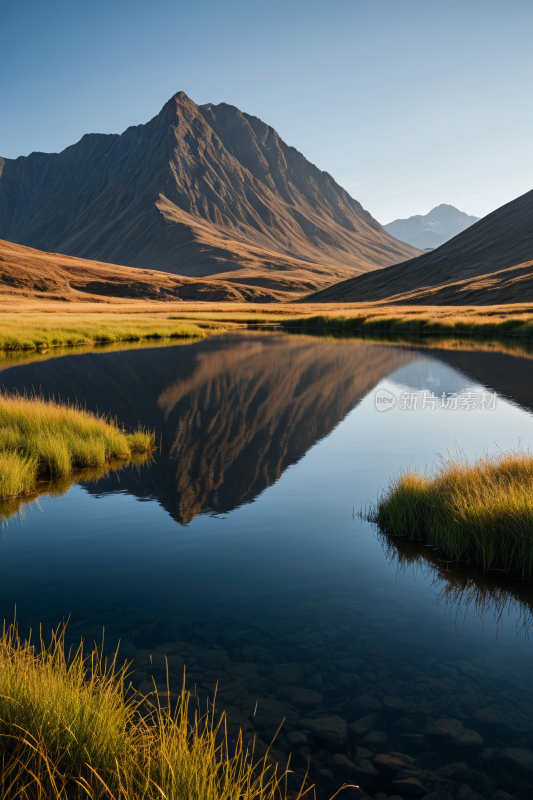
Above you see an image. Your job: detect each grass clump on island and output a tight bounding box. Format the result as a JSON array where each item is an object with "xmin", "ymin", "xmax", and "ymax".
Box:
[
  {"xmin": 0, "ymin": 313, "xmax": 222, "ymax": 352},
  {"xmin": 371, "ymin": 447, "xmax": 533, "ymax": 578},
  {"xmin": 0, "ymin": 392, "xmax": 154, "ymax": 499},
  {"xmin": 0, "ymin": 622, "xmax": 293, "ymax": 800}
]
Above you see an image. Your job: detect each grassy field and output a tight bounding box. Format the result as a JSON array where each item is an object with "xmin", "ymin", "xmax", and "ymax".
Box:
[
  {"xmin": 371, "ymin": 447, "xmax": 533, "ymax": 578},
  {"xmin": 0, "ymin": 622, "xmax": 292, "ymax": 800},
  {"xmin": 152, "ymin": 300, "xmax": 533, "ymax": 338},
  {"xmin": 281, "ymin": 308, "xmax": 533, "ymax": 338},
  {"xmin": 0, "ymin": 313, "xmax": 225, "ymax": 351},
  {"xmin": 0, "ymin": 393, "xmax": 154, "ymax": 499},
  {"xmin": 3, "ymin": 304, "xmax": 533, "ymax": 353}
]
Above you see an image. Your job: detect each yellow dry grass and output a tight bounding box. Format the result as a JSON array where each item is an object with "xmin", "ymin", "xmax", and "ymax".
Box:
[
  {"xmin": 279, "ymin": 305, "xmax": 533, "ymax": 337},
  {"xmin": 371, "ymin": 447, "xmax": 533, "ymax": 577},
  {"xmin": 0, "ymin": 621, "xmax": 300, "ymax": 800},
  {"xmin": 0, "ymin": 313, "xmax": 223, "ymax": 351},
  {"xmin": 0, "ymin": 393, "xmax": 154, "ymax": 499},
  {"xmin": 2, "ymin": 301, "xmax": 533, "ymax": 361}
]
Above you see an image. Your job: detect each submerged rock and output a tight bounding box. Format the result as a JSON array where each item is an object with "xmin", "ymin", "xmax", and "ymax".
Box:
[
  {"xmin": 473, "ymin": 706, "xmax": 531, "ymax": 731},
  {"xmin": 348, "ymin": 714, "xmax": 378, "ymax": 736},
  {"xmin": 496, "ymin": 747, "xmax": 533, "ymax": 778},
  {"xmin": 382, "ymin": 695, "xmax": 410, "ymax": 712},
  {"xmin": 249, "ymin": 697, "xmax": 300, "ymax": 729},
  {"xmin": 353, "ymin": 694, "xmax": 383, "ymax": 711},
  {"xmin": 298, "ymin": 715, "xmax": 347, "ymax": 747},
  {"xmin": 338, "ymin": 672, "xmax": 362, "ymax": 689},
  {"xmin": 264, "ymin": 663, "xmax": 303, "ymax": 684},
  {"xmin": 198, "ymin": 650, "xmax": 230, "ymax": 669},
  {"xmin": 455, "ymin": 729, "xmax": 483, "ymax": 747},
  {"xmin": 276, "ymin": 685, "xmax": 323, "ymax": 708},
  {"xmin": 423, "ymin": 718, "xmax": 464, "ymax": 740},
  {"xmin": 352, "ymin": 758, "xmax": 378, "ymax": 778},
  {"xmin": 374, "ymin": 752, "xmax": 414, "ymax": 772},
  {"xmin": 332, "ymin": 753, "xmax": 358, "ymax": 772},
  {"xmin": 391, "ymin": 775, "xmax": 427, "ymax": 795},
  {"xmin": 353, "ymin": 746, "xmax": 374, "ymax": 761}
]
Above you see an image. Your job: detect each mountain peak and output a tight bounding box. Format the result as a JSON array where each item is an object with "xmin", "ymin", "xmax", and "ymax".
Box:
[
  {"xmin": 0, "ymin": 94, "xmax": 418, "ymax": 298},
  {"xmin": 173, "ymin": 90, "xmax": 194, "ymax": 102},
  {"xmin": 384, "ymin": 204, "xmax": 480, "ymax": 249}
]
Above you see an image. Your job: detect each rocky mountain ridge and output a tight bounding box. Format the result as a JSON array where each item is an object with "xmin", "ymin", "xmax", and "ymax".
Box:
[{"xmin": 0, "ymin": 92, "xmax": 418, "ymax": 297}]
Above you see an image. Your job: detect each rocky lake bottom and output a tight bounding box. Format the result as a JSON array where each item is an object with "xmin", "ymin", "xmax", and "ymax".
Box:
[{"xmin": 1, "ymin": 331, "xmax": 533, "ymax": 800}]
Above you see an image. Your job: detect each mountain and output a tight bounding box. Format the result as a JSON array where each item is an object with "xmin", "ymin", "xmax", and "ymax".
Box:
[
  {"xmin": 384, "ymin": 204, "xmax": 479, "ymax": 250},
  {"xmin": 0, "ymin": 92, "xmax": 418, "ymax": 298},
  {"xmin": 303, "ymin": 188, "xmax": 533, "ymax": 304},
  {"xmin": 0, "ymin": 238, "xmax": 295, "ymax": 303}
]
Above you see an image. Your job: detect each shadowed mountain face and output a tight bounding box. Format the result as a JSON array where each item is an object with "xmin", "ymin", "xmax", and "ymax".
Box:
[
  {"xmin": 0, "ymin": 334, "xmax": 416, "ymax": 523},
  {"xmin": 306, "ymin": 188, "xmax": 533, "ymax": 304},
  {"xmin": 0, "ymin": 93, "xmax": 418, "ymax": 296},
  {"xmin": 384, "ymin": 204, "xmax": 479, "ymax": 250}
]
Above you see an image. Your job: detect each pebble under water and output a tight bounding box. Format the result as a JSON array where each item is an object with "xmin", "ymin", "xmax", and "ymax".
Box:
[{"xmin": 1, "ymin": 330, "xmax": 533, "ymax": 800}]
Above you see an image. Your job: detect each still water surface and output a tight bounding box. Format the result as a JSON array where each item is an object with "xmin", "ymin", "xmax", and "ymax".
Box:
[{"xmin": 1, "ymin": 331, "xmax": 533, "ymax": 799}]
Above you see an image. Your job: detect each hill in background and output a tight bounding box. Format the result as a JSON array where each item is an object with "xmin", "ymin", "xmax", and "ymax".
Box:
[
  {"xmin": 303, "ymin": 188, "xmax": 533, "ymax": 304},
  {"xmin": 384, "ymin": 204, "xmax": 479, "ymax": 250},
  {"xmin": 0, "ymin": 238, "xmax": 296, "ymax": 303},
  {"xmin": 0, "ymin": 92, "xmax": 418, "ymax": 299}
]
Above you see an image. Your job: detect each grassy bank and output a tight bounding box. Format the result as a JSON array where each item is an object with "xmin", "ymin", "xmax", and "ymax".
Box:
[
  {"xmin": 0, "ymin": 622, "xmax": 290, "ymax": 800},
  {"xmin": 5, "ymin": 305, "xmax": 533, "ymax": 351},
  {"xmin": 0, "ymin": 393, "xmax": 154, "ymax": 499},
  {"xmin": 0, "ymin": 313, "xmax": 223, "ymax": 351},
  {"xmin": 281, "ymin": 310, "xmax": 533, "ymax": 338},
  {"xmin": 371, "ymin": 448, "xmax": 533, "ymax": 578}
]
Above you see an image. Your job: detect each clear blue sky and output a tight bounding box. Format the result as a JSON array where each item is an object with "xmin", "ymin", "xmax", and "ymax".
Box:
[{"xmin": 2, "ymin": 0, "xmax": 532, "ymax": 223}]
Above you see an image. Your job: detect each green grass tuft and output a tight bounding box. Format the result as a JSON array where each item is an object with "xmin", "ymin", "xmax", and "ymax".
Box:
[
  {"xmin": 0, "ymin": 621, "xmax": 298, "ymax": 800},
  {"xmin": 0, "ymin": 313, "xmax": 223, "ymax": 352},
  {"xmin": 0, "ymin": 393, "xmax": 155, "ymax": 499},
  {"xmin": 371, "ymin": 447, "xmax": 533, "ymax": 578}
]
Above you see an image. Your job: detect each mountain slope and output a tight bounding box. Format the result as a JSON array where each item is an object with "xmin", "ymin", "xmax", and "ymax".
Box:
[
  {"xmin": 0, "ymin": 238, "xmax": 294, "ymax": 303},
  {"xmin": 384, "ymin": 204, "xmax": 479, "ymax": 250},
  {"xmin": 303, "ymin": 188, "xmax": 533, "ymax": 304},
  {"xmin": 0, "ymin": 92, "xmax": 418, "ymax": 295}
]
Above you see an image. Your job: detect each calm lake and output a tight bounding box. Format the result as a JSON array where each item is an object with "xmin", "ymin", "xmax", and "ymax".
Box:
[{"xmin": 1, "ymin": 329, "xmax": 533, "ymax": 799}]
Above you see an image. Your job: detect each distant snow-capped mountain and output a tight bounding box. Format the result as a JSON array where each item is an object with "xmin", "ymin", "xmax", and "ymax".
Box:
[{"xmin": 384, "ymin": 204, "xmax": 480, "ymax": 250}]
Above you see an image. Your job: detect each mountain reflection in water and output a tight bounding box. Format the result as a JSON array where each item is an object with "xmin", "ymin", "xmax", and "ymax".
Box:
[{"xmin": 0, "ymin": 332, "xmax": 418, "ymax": 523}]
